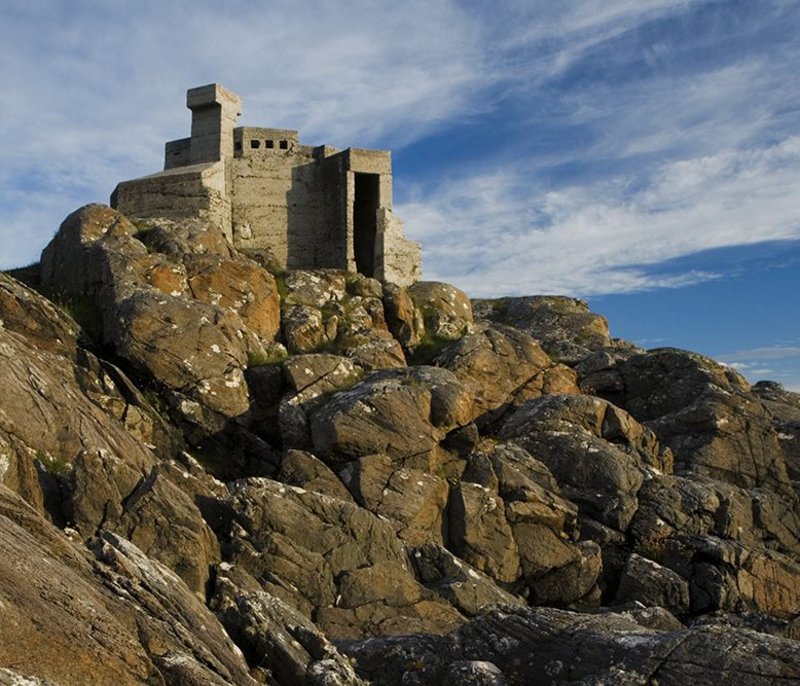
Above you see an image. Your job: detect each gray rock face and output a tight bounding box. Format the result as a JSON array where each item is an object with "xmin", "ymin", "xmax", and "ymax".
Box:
[
  {"xmin": 342, "ymin": 605, "xmax": 800, "ymax": 685},
  {"xmin": 500, "ymin": 394, "xmax": 670, "ymax": 531},
  {"xmin": 211, "ymin": 568, "xmax": 365, "ymax": 686},
  {"xmin": 406, "ymin": 281, "xmax": 474, "ymax": 342},
  {"xmin": 410, "ymin": 543, "xmax": 525, "ymax": 616},
  {"xmin": 340, "ymin": 453, "xmax": 449, "ymax": 545},
  {"xmin": 5, "ymin": 204, "xmax": 800, "ymax": 685},
  {"xmin": 619, "ymin": 348, "xmax": 791, "ymax": 494},
  {"xmin": 434, "ymin": 325, "xmax": 579, "ymax": 425},
  {"xmin": 617, "ymin": 553, "xmax": 690, "ymax": 614},
  {"xmin": 472, "ymin": 295, "xmax": 622, "ymax": 365},
  {"xmin": 0, "ymin": 307, "xmax": 158, "ymax": 519},
  {"xmin": 382, "ymin": 281, "xmax": 474, "ymax": 359},
  {"xmin": 37, "ymin": 205, "xmax": 276, "ymax": 442},
  {"xmin": 221, "ymin": 477, "xmax": 463, "ymax": 639},
  {"xmin": 0, "ymin": 485, "xmax": 256, "ymax": 686},
  {"xmin": 752, "ymin": 380, "xmax": 800, "ymax": 483},
  {"xmin": 309, "ymin": 366, "xmax": 472, "ymax": 467}
]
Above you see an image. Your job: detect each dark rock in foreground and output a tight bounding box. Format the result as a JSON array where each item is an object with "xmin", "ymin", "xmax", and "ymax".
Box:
[{"xmin": 342, "ymin": 605, "xmax": 800, "ymax": 685}]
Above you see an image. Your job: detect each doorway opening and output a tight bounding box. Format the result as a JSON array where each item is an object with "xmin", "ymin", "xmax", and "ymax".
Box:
[{"xmin": 353, "ymin": 173, "xmax": 379, "ymax": 277}]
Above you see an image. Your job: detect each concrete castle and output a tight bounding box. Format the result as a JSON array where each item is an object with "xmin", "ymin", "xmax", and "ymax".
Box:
[{"xmin": 112, "ymin": 84, "xmax": 422, "ymax": 286}]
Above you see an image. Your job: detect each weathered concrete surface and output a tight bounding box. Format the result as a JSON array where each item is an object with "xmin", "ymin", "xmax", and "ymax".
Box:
[{"xmin": 112, "ymin": 84, "xmax": 422, "ymax": 286}]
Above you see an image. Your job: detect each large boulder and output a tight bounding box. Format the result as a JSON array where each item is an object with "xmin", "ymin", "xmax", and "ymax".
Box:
[
  {"xmin": 70, "ymin": 452, "xmax": 220, "ymax": 597},
  {"xmin": 211, "ymin": 567, "xmax": 365, "ymax": 686},
  {"xmin": 384, "ymin": 281, "xmax": 473, "ymax": 355},
  {"xmin": 0, "ymin": 485, "xmax": 256, "ymax": 686},
  {"xmin": 37, "ymin": 205, "xmax": 283, "ymax": 442},
  {"xmin": 222, "ymin": 478, "xmax": 464, "ymax": 638},
  {"xmin": 434, "ymin": 325, "xmax": 579, "ymax": 425},
  {"xmin": 310, "ymin": 367, "xmax": 473, "ymax": 468},
  {"xmin": 113, "ymin": 290, "xmax": 251, "ymax": 421},
  {"xmin": 478, "ymin": 442, "xmax": 602, "ymax": 603},
  {"xmin": 447, "ymin": 481, "xmax": 521, "ymax": 584},
  {"xmin": 185, "ymin": 253, "xmax": 280, "ymax": 342},
  {"xmin": 752, "ymin": 380, "xmax": 800, "ymax": 484},
  {"xmin": 340, "ymin": 453, "xmax": 449, "ymax": 545},
  {"xmin": 278, "ymin": 354, "xmax": 362, "ymax": 448},
  {"xmin": 616, "ymin": 553, "xmax": 690, "ymax": 615},
  {"xmin": 0, "ymin": 272, "xmax": 80, "ymax": 359},
  {"xmin": 629, "ymin": 473, "xmax": 800, "ymax": 617},
  {"xmin": 500, "ymin": 394, "xmax": 671, "ymax": 531},
  {"xmin": 472, "ymin": 296, "xmax": 622, "ymax": 365},
  {"xmin": 410, "ymin": 543, "xmax": 525, "ymax": 616},
  {"xmin": 0, "ymin": 319, "xmax": 157, "ymax": 518},
  {"xmin": 618, "ymin": 349, "xmax": 791, "ymax": 494}
]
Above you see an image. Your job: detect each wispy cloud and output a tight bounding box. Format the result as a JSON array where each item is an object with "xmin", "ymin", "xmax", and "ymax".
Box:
[
  {"xmin": 400, "ymin": 136, "xmax": 800, "ymax": 296},
  {"xmin": 722, "ymin": 346, "xmax": 800, "ymax": 363},
  {"xmin": 720, "ymin": 344, "xmax": 800, "ymax": 391}
]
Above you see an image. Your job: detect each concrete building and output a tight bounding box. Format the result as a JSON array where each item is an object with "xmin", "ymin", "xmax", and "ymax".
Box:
[{"xmin": 112, "ymin": 84, "xmax": 421, "ymax": 285}]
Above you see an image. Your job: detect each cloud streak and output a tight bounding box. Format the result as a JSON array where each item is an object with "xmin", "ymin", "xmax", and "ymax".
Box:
[{"xmin": 400, "ymin": 135, "xmax": 800, "ymax": 296}]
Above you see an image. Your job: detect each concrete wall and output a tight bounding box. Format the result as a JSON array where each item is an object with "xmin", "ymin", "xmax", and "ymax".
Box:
[
  {"xmin": 111, "ymin": 162, "xmax": 231, "ymax": 238},
  {"xmin": 229, "ymin": 129, "xmax": 348, "ymax": 269}
]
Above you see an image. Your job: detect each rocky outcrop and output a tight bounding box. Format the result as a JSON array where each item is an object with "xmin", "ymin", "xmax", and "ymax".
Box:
[
  {"xmin": 434, "ymin": 324, "xmax": 579, "ymax": 425},
  {"xmin": 221, "ymin": 477, "xmax": 464, "ymax": 639},
  {"xmin": 753, "ymin": 380, "xmax": 800, "ymax": 484},
  {"xmin": 472, "ymin": 295, "xmax": 628, "ymax": 364},
  {"xmin": 384, "ymin": 281, "xmax": 473, "ymax": 356},
  {"xmin": 309, "ymin": 366, "xmax": 473, "ymax": 468},
  {"xmin": 500, "ymin": 394, "xmax": 671, "ymax": 531},
  {"xmin": 619, "ymin": 349, "xmax": 791, "ymax": 494},
  {"xmin": 0, "ymin": 485, "xmax": 256, "ymax": 686},
  {"xmin": 2, "ymin": 202, "xmax": 799, "ymax": 684}
]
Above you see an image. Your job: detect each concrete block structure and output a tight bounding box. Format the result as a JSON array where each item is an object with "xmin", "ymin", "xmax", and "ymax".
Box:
[{"xmin": 112, "ymin": 84, "xmax": 422, "ymax": 285}]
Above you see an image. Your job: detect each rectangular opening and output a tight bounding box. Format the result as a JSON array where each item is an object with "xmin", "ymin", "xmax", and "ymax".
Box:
[
  {"xmin": 265, "ymin": 140, "xmax": 274, "ymax": 148},
  {"xmin": 279, "ymin": 140, "xmax": 288, "ymax": 150},
  {"xmin": 250, "ymin": 140, "xmax": 261, "ymax": 149},
  {"xmin": 353, "ymin": 173, "xmax": 380, "ymax": 277}
]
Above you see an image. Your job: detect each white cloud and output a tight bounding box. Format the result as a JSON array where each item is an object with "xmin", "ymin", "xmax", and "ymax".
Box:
[
  {"xmin": 721, "ymin": 346, "xmax": 800, "ymax": 363},
  {"xmin": 400, "ymin": 136, "xmax": 800, "ymax": 296}
]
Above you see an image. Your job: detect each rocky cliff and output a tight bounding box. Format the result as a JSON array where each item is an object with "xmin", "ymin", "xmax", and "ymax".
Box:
[{"xmin": 1, "ymin": 204, "xmax": 799, "ymax": 685}]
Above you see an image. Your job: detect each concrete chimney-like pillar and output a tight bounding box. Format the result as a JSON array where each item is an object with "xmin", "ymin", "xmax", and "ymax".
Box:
[{"xmin": 187, "ymin": 84, "xmax": 242, "ymax": 164}]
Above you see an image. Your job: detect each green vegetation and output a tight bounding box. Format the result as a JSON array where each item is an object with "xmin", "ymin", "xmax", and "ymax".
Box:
[
  {"xmin": 274, "ymin": 272, "xmax": 289, "ymax": 308},
  {"xmin": 247, "ymin": 347, "xmax": 288, "ymax": 367},
  {"xmin": 142, "ymin": 387, "xmax": 170, "ymax": 418},
  {"xmin": 52, "ymin": 292, "xmax": 104, "ymax": 342},
  {"xmin": 36, "ymin": 450, "xmax": 72, "ymax": 476},
  {"xmin": 407, "ymin": 332, "xmax": 452, "ymax": 366}
]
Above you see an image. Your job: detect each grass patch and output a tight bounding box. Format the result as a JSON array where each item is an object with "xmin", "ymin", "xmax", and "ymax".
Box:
[
  {"xmin": 142, "ymin": 387, "xmax": 170, "ymax": 418},
  {"xmin": 407, "ymin": 333, "xmax": 453, "ymax": 366},
  {"xmin": 36, "ymin": 451, "xmax": 72, "ymax": 476},
  {"xmin": 247, "ymin": 348, "xmax": 288, "ymax": 367},
  {"xmin": 51, "ymin": 292, "xmax": 104, "ymax": 341}
]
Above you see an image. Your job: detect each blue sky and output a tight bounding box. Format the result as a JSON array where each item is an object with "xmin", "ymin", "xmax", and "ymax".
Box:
[{"xmin": 1, "ymin": 0, "xmax": 799, "ymax": 389}]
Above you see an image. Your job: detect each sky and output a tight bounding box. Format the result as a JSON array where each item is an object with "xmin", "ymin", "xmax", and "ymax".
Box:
[{"xmin": 1, "ymin": 0, "xmax": 799, "ymax": 389}]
